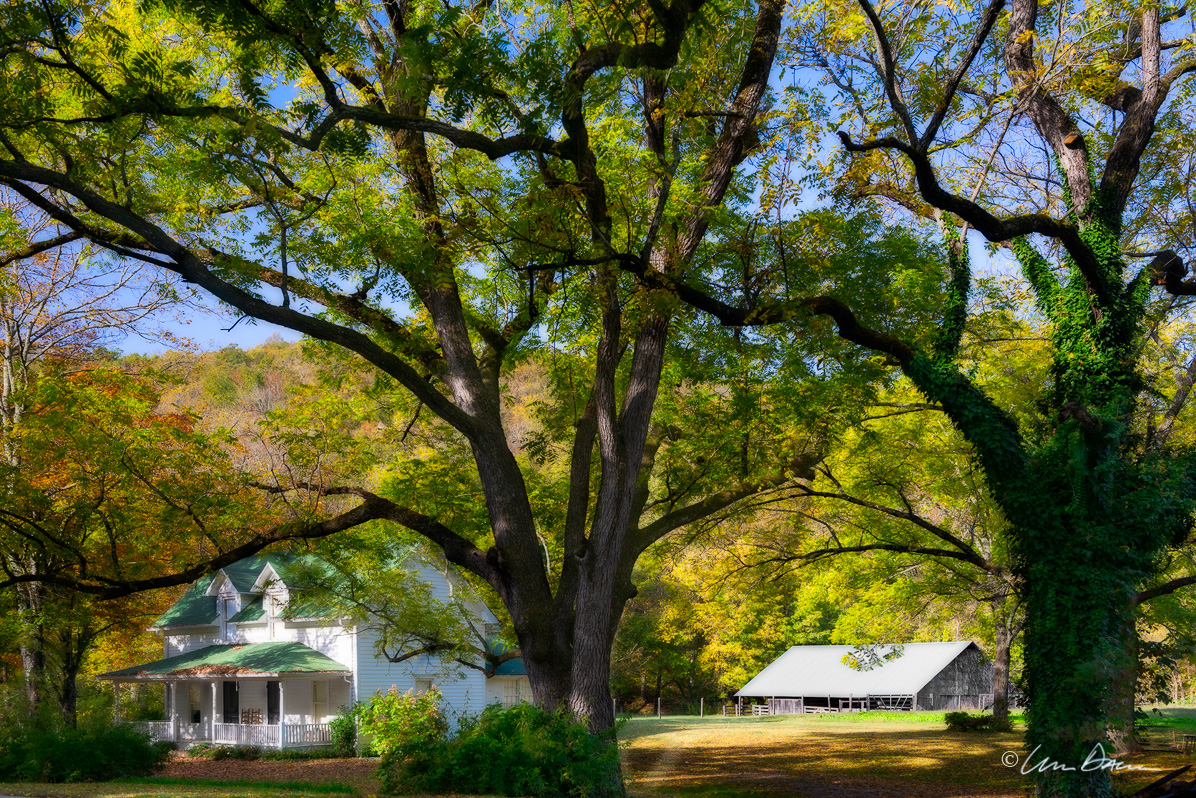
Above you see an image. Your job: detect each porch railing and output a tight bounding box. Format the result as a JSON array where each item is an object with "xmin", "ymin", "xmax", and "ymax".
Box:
[
  {"xmin": 177, "ymin": 722, "xmax": 205, "ymax": 742},
  {"xmin": 134, "ymin": 721, "xmax": 173, "ymax": 742},
  {"xmin": 283, "ymin": 723, "xmax": 333, "ymax": 746},
  {"xmin": 213, "ymin": 723, "xmax": 280, "ymax": 747},
  {"xmin": 132, "ymin": 719, "xmax": 332, "ymax": 748}
]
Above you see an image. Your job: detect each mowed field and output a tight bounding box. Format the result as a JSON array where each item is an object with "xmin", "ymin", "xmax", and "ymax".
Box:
[
  {"xmin": 3, "ymin": 710, "xmax": 1196, "ymax": 797},
  {"xmin": 619, "ymin": 710, "xmax": 1196, "ymax": 798}
]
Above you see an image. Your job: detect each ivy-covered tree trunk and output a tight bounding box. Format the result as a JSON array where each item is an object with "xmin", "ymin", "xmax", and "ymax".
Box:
[
  {"xmin": 1018, "ymin": 523, "xmax": 1143, "ymax": 795},
  {"xmin": 990, "ymin": 607, "xmax": 1014, "ymax": 722}
]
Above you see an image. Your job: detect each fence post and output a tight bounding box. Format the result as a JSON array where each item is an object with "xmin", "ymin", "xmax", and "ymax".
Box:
[
  {"xmin": 657, "ymin": 697, "xmax": 661, "ymax": 719},
  {"xmin": 700, "ymin": 697, "xmax": 704, "ymax": 718}
]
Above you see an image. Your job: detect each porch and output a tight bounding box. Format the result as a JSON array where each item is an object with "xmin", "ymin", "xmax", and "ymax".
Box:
[
  {"xmin": 100, "ymin": 642, "xmax": 352, "ymax": 749},
  {"xmin": 132, "ymin": 719, "xmax": 333, "ymax": 747}
]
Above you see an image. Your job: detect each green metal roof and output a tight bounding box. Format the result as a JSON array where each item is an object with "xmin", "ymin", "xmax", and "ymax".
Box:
[
  {"xmin": 228, "ymin": 597, "xmax": 265, "ymax": 623},
  {"xmin": 281, "ymin": 596, "xmax": 334, "ymax": 620},
  {"xmin": 493, "ymin": 659, "xmax": 527, "ymax": 676},
  {"xmin": 151, "ymin": 579, "xmax": 218, "ymax": 628},
  {"xmin": 100, "ymin": 642, "xmax": 350, "ymax": 679},
  {"xmin": 488, "ymin": 639, "xmax": 527, "ymax": 676},
  {"xmin": 151, "ymin": 553, "xmax": 331, "ymax": 629}
]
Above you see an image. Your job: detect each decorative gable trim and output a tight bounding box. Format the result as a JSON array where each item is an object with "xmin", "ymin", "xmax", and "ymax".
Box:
[
  {"xmin": 252, "ymin": 562, "xmax": 285, "ymax": 594},
  {"xmin": 204, "ymin": 571, "xmax": 232, "ymax": 597}
]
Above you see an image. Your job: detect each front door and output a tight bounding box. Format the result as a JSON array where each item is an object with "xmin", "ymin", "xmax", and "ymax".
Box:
[
  {"xmin": 267, "ymin": 681, "xmax": 279, "ymax": 725},
  {"xmin": 222, "ymin": 681, "xmax": 239, "ymax": 723}
]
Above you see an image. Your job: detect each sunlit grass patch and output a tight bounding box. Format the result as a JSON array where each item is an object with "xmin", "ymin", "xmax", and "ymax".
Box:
[{"xmin": 620, "ymin": 713, "xmax": 1181, "ymax": 797}]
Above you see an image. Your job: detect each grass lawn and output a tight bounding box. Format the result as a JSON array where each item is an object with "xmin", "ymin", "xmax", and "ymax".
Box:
[
  {"xmin": 6, "ymin": 710, "xmax": 1196, "ymax": 797},
  {"xmin": 619, "ymin": 711, "xmax": 1196, "ymax": 797},
  {"xmin": 0, "ymin": 778, "xmax": 359, "ymax": 798}
]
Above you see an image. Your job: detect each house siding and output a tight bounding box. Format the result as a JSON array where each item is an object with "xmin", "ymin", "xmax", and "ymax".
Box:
[
  {"xmin": 353, "ymin": 627, "xmax": 487, "ymax": 719},
  {"xmin": 291, "ymin": 623, "xmax": 355, "ymax": 668},
  {"xmin": 165, "ymin": 631, "xmax": 218, "ymax": 656}
]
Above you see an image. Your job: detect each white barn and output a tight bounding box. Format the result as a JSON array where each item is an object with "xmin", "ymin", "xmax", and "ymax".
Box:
[
  {"xmin": 99, "ymin": 553, "xmax": 531, "ymax": 748},
  {"xmin": 736, "ymin": 641, "xmax": 994, "ymax": 714}
]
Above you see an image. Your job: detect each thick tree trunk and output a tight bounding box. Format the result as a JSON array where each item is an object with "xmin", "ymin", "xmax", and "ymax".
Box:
[
  {"xmin": 1019, "ymin": 534, "xmax": 1133, "ymax": 798},
  {"xmin": 1107, "ymin": 624, "xmax": 1140, "ymax": 755},
  {"xmin": 55, "ymin": 625, "xmax": 84, "ymax": 728},
  {"xmin": 991, "ymin": 615, "xmax": 1012, "ymax": 722},
  {"xmin": 16, "ymin": 580, "xmax": 44, "ymax": 716}
]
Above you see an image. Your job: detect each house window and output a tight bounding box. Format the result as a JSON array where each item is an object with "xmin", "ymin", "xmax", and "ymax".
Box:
[
  {"xmin": 502, "ymin": 679, "xmax": 528, "ymax": 708},
  {"xmin": 413, "ymin": 677, "xmax": 434, "ymax": 695},
  {"xmin": 267, "ymin": 593, "xmax": 284, "ymax": 639},
  {"xmin": 313, "ymin": 680, "xmax": 328, "ymax": 723}
]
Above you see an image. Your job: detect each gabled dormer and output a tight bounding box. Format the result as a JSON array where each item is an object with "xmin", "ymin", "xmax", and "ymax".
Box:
[
  {"xmin": 251, "ymin": 562, "xmax": 291, "ymax": 639},
  {"xmin": 204, "ymin": 571, "xmax": 248, "ymax": 642}
]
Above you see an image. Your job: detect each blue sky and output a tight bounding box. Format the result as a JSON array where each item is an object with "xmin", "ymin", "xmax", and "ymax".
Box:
[{"xmin": 117, "ymin": 295, "xmax": 301, "ymax": 355}]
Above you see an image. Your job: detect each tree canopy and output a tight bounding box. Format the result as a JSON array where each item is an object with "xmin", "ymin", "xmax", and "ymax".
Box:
[{"xmin": 4, "ymin": 1, "xmax": 1196, "ymax": 795}]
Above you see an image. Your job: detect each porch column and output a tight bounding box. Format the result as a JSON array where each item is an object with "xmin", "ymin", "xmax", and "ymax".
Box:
[
  {"xmin": 114, "ymin": 682, "xmax": 121, "ymax": 722},
  {"xmin": 278, "ymin": 681, "xmax": 286, "ymax": 749},
  {"xmin": 211, "ymin": 680, "xmax": 218, "ymax": 736},
  {"xmin": 170, "ymin": 683, "xmax": 178, "ymax": 742}
]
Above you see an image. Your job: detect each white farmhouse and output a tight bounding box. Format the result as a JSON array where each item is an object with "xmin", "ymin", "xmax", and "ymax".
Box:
[{"xmin": 99, "ymin": 553, "xmax": 532, "ymax": 748}]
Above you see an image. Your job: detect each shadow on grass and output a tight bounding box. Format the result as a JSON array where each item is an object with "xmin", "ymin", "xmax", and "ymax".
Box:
[{"xmin": 622, "ymin": 718, "xmax": 1196, "ymax": 797}]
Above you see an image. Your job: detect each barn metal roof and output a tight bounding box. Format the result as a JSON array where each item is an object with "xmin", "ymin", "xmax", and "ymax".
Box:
[{"xmin": 735, "ymin": 641, "xmax": 978, "ymax": 697}]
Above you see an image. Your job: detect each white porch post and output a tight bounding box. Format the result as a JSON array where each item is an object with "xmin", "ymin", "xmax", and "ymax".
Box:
[
  {"xmin": 170, "ymin": 683, "xmax": 178, "ymax": 742},
  {"xmin": 114, "ymin": 682, "xmax": 121, "ymax": 722},
  {"xmin": 211, "ymin": 680, "xmax": 218, "ymax": 734},
  {"xmin": 278, "ymin": 681, "xmax": 286, "ymax": 749}
]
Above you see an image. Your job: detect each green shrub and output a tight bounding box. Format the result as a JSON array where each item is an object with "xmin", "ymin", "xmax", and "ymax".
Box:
[
  {"xmin": 364, "ymin": 696, "xmax": 621, "ymax": 797},
  {"xmin": 0, "ymin": 723, "xmax": 171, "ymax": 782},
  {"xmin": 944, "ymin": 711, "xmax": 1012, "ymax": 732},
  {"xmin": 328, "ymin": 707, "xmax": 357, "ymax": 757},
  {"xmin": 211, "ymin": 745, "xmax": 260, "ymax": 761},
  {"xmin": 186, "ymin": 742, "xmax": 215, "ymax": 758},
  {"xmin": 356, "ymin": 687, "xmax": 448, "ymax": 762}
]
